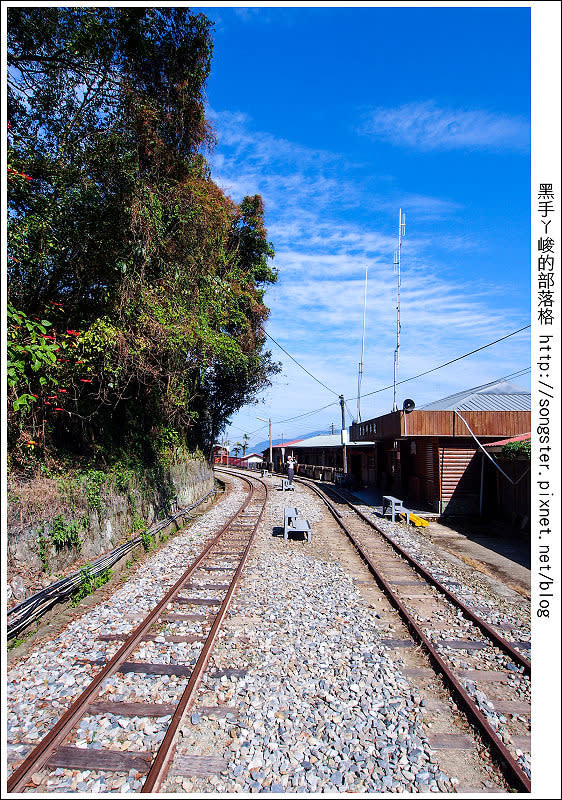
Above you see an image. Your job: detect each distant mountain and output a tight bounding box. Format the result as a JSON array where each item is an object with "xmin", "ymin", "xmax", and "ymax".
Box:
[{"xmin": 249, "ymin": 428, "xmax": 340, "ymax": 454}]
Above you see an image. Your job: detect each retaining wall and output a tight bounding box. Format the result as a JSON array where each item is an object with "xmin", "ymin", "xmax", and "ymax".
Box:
[{"xmin": 7, "ymin": 455, "xmax": 215, "ymax": 579}]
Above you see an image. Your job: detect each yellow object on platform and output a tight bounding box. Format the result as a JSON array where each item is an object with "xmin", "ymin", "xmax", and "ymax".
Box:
[{"xmin": 402, "ymin": 512, "xmax": 429, "ymax": 527}]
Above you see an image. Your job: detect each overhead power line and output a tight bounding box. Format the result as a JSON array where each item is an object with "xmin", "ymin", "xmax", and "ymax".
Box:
[
  {"xmin": 262, "ymin": 329, "xmax": 340, "ymax": 397},
  {"xmin": 274, "ymin": 400, "xmax": 339, "ymax": 425},
  {"xmin": 238, "ymin": 324, "xmax": 530, "ymax": 446},
  {"xmin": 242, "ymin": 365, "xmax": 531, "ymax": 446},
  {"xmin": 355, "ymin": 324, "xmax": 531, "ymax": 402}
]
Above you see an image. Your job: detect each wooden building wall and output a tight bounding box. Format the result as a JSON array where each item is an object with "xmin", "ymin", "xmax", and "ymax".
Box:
[
  {"xmin": 437, "ymin": 441, "xmax": 481, "ymax": 514},
  {"xmin": 351, "ymin": 410, "xmax": 531, "ymax": 441}
]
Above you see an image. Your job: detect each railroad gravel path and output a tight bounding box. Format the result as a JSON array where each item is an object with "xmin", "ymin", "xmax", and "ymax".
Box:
[
  {"xmin": 163, "ymin": 473, "xmax": 508, "ymax": 793},
  {"xmin": 7, "ymin": 471, "xmax": 525, "ymax": 793},
  {"xmin": 6, "ymin": 482, "xmax": 247, "ymax": 792},
  {"xmin": 347, "ymin": 498, "xmax": 531, "ymax": 781}
]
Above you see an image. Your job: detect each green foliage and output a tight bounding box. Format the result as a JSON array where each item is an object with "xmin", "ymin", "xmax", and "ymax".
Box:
[
  {"xmin": 501, "ymin": 439, "xmax": 531, "ymax": 460},
  {"xmin": 140, "ymin": 530, "xmax": 154, "ymax": 551},
  {"xmin": 111, "ymin": 464, "xmax": 136, "ymax": 494},
  {"xmin": 50, "ymin": 514, "xmax": 82, "ymax": 550},
  {"xmin": 131, "ymin": 513, "xmax": 146, "ymax": 533},
  {"xmin": 37, "ymin": 513, "xmax": 81, "ymax": 571},
  {"xmin": 8, "ymin": 627, "xmax": 37, "ymax": 651},
  {"xmin": 84, "ymin": 470, "xmax": 106, "ymax": 511},
  {"xmin": 38, "ymin": 534, "xmax": 49, "ymax": 572},
  {"xmin": 7, "ymin": 7, "xmax": 278, "ymax": 472},
  {"xmin": 70, "ymin": 565, "xmax": 112, "ymax": 606}
]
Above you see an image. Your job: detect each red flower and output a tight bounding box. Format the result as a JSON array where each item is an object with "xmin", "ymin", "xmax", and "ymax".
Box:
[
  {"xmin": 58, "ymin": 389, "xmax": 67, "ymax": 393},
  {"xmin": 66, "ymin": 329, "xmax": 80, "ymax": 336},
  {"xmin": 49, "ymin": 302, "xmax": 63, "ymax": 307},
  {"xmin": 55, "ymin": 407, "xmax": 64, "ymax": 411},
  {"xmin": 7, "ymin": 167, "xmax": 32, "ymax": 180},
  {"xmin": 40, "ymin": 334, "xmax": 56, "ymax": 340},
  {"xmin": 30, "ymin": 393, "xmax": 39, "ymax": 398},
  {"xmin": 80, "ymin": 379, "xmax": 92, "ymax": 383}
]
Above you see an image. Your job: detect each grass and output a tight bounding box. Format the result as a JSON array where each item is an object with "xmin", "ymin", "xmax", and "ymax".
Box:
[{"xmin": 70, "ymin": 565, "xmax": 113, "ymax": 607}]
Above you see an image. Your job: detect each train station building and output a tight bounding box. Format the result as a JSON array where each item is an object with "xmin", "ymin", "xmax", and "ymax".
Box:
[{"xmin": 349, "ymin": 379, "xmax": 531, "ymax": 516}]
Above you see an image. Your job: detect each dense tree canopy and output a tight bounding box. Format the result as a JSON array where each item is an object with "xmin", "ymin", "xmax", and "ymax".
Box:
[{"xmin": 7, "ymin": 7, "xmax": 278, "ymax": 469}]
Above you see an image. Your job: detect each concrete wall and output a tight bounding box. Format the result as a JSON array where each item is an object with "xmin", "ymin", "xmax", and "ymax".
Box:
[{"xmin": 7, "ymin": 455, "xmax": 215, "ymax": 576}]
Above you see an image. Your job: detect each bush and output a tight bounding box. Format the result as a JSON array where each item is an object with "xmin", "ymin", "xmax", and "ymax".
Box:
[{"xmin": 501, "ymin": 440, "xmax": 531, "ymax": 460}]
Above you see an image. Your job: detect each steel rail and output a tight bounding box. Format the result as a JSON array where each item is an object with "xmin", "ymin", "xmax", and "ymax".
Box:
[
  {"xmin": 298, "ymin": 476, "xmax": 530, "ymax": 674},
  {"xmin": 293, "ymin": 474, "xmax": 531, "ymax": 793},
  {"xmin": 7, "ymin": 477, "xmax": 254, "ymax": 794},
  {"xmin": 142, "ymin": 470, "xmax": 268, "ymax": 792}
]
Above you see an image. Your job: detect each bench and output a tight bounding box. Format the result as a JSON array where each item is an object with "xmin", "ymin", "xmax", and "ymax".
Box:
[
  {"xmin": 261, "ymin": 469, "xmax": 271, "ymax": 477},
  {"xmin": 284, "ymin": 507, "xmax": 298, "ymax": 535},
  {"xmin": 281, "ymin": 478, "xmax": 295, "ymax": 492},
  {"xmin": 283, "ymin": 507, "xmax": 311, "ymax": 542},
  {"xmin": 382, "ymin": 495, "xmax": 410, "ymax": 524},
  {"xmin": 289, "ymin": 518, "xmax": 312, "ymax": 542}
]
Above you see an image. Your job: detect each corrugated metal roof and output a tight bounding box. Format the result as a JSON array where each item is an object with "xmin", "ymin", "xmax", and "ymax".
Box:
[
  {"xmin": 420, "ymin": 380, "xmax": 530, "ymax": 412},
  {"xmin": 285, "ymin": 433, "xmax": 374, "ymax": 449}
]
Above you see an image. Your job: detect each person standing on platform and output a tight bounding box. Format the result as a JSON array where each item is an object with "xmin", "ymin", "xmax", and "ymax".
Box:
[{"xmin": 287, "ymin": 456, "xmax": 296, "ymax": 485}]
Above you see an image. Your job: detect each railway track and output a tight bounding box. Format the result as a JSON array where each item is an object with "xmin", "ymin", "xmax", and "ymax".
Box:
[
  {"xmin": 7, "ymin": 472, "xmax": 267, "ymax": 794},
  {"xmin": 290, "ymin": 472, "xmax": 531, "ymax": 792}
]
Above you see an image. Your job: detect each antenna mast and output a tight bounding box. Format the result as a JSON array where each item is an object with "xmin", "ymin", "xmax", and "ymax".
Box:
[
  {"xmin": 357, "ymin": 265, "xmax": 368, "ymax": 422},
  {"xmin": 392, "ymin": 209, "xmax": 405, "ymax": 411}
]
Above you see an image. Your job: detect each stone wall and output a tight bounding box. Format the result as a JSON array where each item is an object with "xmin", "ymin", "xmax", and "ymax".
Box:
[{"xmin": 7, "ymin": 455, "xmax": 215, "ymax": 580}]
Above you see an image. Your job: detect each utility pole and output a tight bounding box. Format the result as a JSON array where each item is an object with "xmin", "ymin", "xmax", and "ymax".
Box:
[
  {"xmin": 257, "ymin": 416, "xmax": 272, "ymax": 467},
  {"xmin": 393, "ymin": 209, "xmax": 405, "ymax": 412},
  {"xmin": 357, "ymin": 265, "xmax": 368, "ymax": 423},
  {"xmin": 331, "ymin": 422, "xmax": 335, "ymax": 435},
  {"xmin": 339, "ymin": 394, "xmax": 348, "ymax": 474}
]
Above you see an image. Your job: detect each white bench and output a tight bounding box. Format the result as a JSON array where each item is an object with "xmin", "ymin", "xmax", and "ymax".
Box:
[
  {"xmin": 284, "ymin": 507, "xmax": 298, "ymax": 536},
  {"xmin": 290, "ymin": 518, "xmax": 312, "ymax": 542},
  {"xmin": 382, "ymin": 495, "xmax": 410, "ymax": 524},
  {"xmin": 261, "ymin": 469, "xmax": 271, "ymax": 477},
  {"xmin": 281, "ymin": 478, "xmax": 295, "ymax": 492},
  {"xmin": 283, "ymin": 507, "xmax": 311, "ymax": 542}
]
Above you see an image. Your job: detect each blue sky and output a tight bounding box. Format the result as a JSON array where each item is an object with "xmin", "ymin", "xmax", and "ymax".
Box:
[{"xmin": 198, "ymin": 5, "xmax": 531, "ymax": 451}]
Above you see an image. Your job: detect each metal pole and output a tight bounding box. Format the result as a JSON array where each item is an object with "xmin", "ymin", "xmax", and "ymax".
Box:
[
  {"xmin": 393, "ymin": 209, "xmax": 405, "ymax": 412},
  {"xmin": 480, "ymin": 454, "xmax": 485, "ymax": 517},
  {"xmin": 269, "ymin": 418, "xmax": 272, "ymax": 467},
  {"xmin": 339, "ymin": 394, "xmax": 348, "ymax": 474},
  {"xmin": 357, "ymin": 265, "xmax": 368, "ymax": 422}
]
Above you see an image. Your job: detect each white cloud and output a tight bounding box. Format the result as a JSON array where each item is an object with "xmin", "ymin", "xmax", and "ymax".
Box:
[
  {"xmin": 360, "ymin": 101, "xmax": 529, "ymax": 152},
  {"xmin": 206, "ymin": 109, "xmax": 529, "ymax": 446}
]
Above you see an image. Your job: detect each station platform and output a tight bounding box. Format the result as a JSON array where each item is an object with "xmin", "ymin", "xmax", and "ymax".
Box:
[{"xmin": 346, "ymin": 487, "xmax": 440, "ymax": 521}]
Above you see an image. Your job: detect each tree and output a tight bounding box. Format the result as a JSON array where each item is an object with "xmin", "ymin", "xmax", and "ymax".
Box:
[
  {"xmin": 7, "ymin": 7, "xmax": 278, "ymax": 468},
  {"xmin": 242, "ymin": 433, "xmax": 250, "ymax": 456}
]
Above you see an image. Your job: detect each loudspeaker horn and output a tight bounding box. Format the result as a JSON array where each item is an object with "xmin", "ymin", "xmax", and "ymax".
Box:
[{"xmin": 403, "ymin": 398, "xmax": 415, "ymax": 413}]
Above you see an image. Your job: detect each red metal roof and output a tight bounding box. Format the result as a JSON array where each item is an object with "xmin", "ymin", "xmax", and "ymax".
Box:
[
  {"xmin": 271, "ymin": 438, "xmax": 305, "ymax": 448},
  {"xmin": 484, "ymin": 432, "xmax": 531, "ymax": 447}
]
